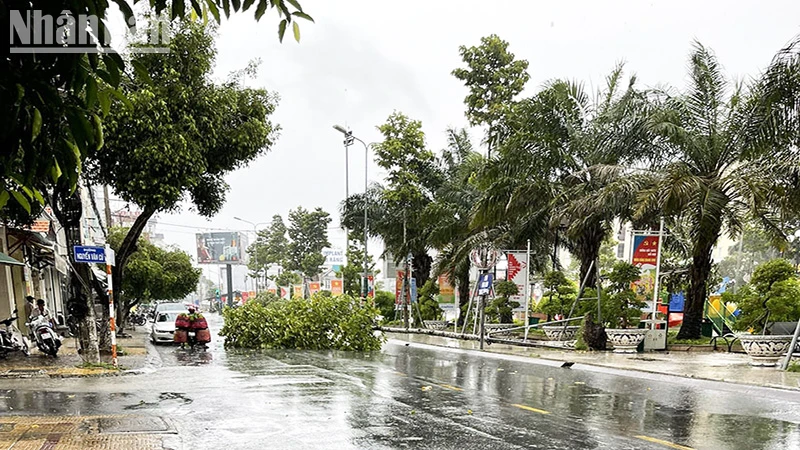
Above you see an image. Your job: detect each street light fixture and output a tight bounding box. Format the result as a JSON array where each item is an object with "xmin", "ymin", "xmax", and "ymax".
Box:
[
  {"xmin": 234, "ymin": 217, "xmax": 268, "ymax": 294},
  {"xmin": 333, "ymin": 124, "xmax": 370, "ymax": 298}
]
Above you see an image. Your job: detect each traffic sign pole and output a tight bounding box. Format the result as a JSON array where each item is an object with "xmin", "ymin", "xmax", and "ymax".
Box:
[{"xmin": 105, "ymin": 245, "xmax": 117, "ymax": 368}]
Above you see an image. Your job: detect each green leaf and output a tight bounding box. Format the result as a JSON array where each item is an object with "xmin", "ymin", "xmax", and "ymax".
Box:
[
  {"xmin": 278, "ymin": 19, "xmax": 287, "ymax": 42},
  {"xmin": 98, "ymin": 90, "xmax": 111, "ymax": 116},
  {"xmin": 131, "ymin": 60, "xmax": 154, "ymax": 86},
  {"xmin": 109, "ymin": 87, "xmax": 133, "ymax": 110},
  {"xmin": 286, "ymin": 0, "xmax": 301, "ymax": 11},
  {"xmin": 205, "ymin": 0, "xmax": 221, "ymax": 23},
  {"xmin": 32, "ymin": 189, "xmax": 45, "ymax": 206},
  {"xmin": 0, "ymin": 191, "xmax": 9, "ymax": 210},
  {"xmin": 10, "ymin": 191, "xmax": 31, "ymax": 214},
  {"xmin": 102, "ymin": 54, "xmax": 122, "ymax": 87},
  {"xmin": 292, "ymin": 21, "xmax": 300, "ymax": 43},
  {"xmin": 50, "ymin": 159, "xmax": 62, "ymax": 183},
  {"xmin": 255, "ymin": 0, "xmax": 268, "ymax": 20},
  {"xmin": 86, "ymin": 76, "xmax": 98, "ymax": 109},
  {"xmin": 93, "ymin": 114, "xmax": 104, "ymax": 150},
  {"xmin": 221, "ymin": 0, "xmax": 231, "ymax": 17},
  {"xmin": 292, "ymin": 11, "xmax": 313, "ymax": 22},
  {"xmin": 232, "ymin": 0, "xmax": 241, "ymax": 11},
  {"xmin": 31, "ymin": 107, "xmax": 42, "ymax": 142},
  {"xmin": 242, "ymin": 0, "xmax": 256, "ymax": 9}
]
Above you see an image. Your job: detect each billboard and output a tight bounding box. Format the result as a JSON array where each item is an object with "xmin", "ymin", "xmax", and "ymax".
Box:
[
  {"xmin": 437, "ymin": 274, "xmax": 455, "ymax": 310},
  {"xmin": 322, "ymin": 248, "xmax": 346, "ymax": 269},
  {"xmin": 196, "ymin": 232, "xmax": 244, "ymax": 265}
]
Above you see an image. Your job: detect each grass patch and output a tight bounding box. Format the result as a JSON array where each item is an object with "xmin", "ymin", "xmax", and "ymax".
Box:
[
  {"xmin": 788, "ymin": 362, "xmax": 800, "ymax": 373},
  {"xmin": 77, "ymin": 362, "xmax": 121, "ymax": 371}
]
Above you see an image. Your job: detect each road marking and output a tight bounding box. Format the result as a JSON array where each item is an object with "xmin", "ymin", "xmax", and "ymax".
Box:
[
  {"xmin": 438, "ymin": 384, "xmax": 463, "ymax": 391},
  {"xmin": 634, "ymin": 435, "xmax": 694, "ymax": 450},
  {"xmin": 511, "ymin": 404, "xmax": 550, "ymax": 415}
]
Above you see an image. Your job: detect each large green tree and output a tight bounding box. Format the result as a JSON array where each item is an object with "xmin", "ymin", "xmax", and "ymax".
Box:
[
  {"xmin": 637, "ymin": 41, "xmax": 800, "ymax": 339},
  {"xmin": 342, "ymin": 112, "xmax": 440, "ymax": 290},
  {"xmin": 451, "ymin": 34, "xmax": 530, "ymax": 153},
  {"xmin": 246, "ymin": 214, "xmax": 289, "ymax": 280},
  {"xmin": 88, "ymin": 19, "xmax": 278, "ymax": 312},
  {"xmin": 285, "ymin": 207, "xmax": 331, "ymax": 279},
  {"xmin": 107, "ymin": 227, "xmax": 200, "ymax": 333},
  {"xmin": 1, "ymin": 0, "xmax": 311, "ymax": 216}
]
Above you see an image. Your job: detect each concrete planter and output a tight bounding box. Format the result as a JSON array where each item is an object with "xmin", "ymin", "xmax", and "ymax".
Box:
[
  {"xmin": 484, "ymin": 323, "xmax": 516, "ymax": 337},
  {"xmin": 423, "ymin": 320, "xmax": 447, "ymax": 331},
  {"xmin": 606, "ymin": 328, "xmax": 648, "ymax": 353},
  {"xmin": 542, "ymin": 325, "xmax": 580, "ymax": 341},
  {"xmin": 738, "ymin": 334, "xmax": 793, "ymax": 367}
]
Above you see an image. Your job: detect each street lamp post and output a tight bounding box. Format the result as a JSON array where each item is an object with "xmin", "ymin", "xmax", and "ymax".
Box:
[
  {"xmin": 333, "ymin": 125, "xmax": 370, "ymax": 298},
  {"xmin": 234, "ymin": 217, "xmax": 268, "ymax": 295}
]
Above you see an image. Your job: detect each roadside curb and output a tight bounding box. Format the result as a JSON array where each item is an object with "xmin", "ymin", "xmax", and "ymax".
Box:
[{"xmin": 383, "ymin": 329, "xmax": 800, "ymax": 393}]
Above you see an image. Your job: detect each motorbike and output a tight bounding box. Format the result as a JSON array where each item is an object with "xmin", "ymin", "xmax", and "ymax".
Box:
[
  {"xmin": 128, "ymin": 311, "xmax": 147, "ymax": 327},
  {"xmin": 0, "ymin": 309, "xmax": 30, "ymax": 358},
  {"xmin": 27, "ymin": 315, "xmax": 61, "ymax": 357}
]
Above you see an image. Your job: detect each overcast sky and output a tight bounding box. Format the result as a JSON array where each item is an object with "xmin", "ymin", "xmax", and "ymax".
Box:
[{"xmin": 142, "ymin": 0, "xmax": 800, "ymax": 282}]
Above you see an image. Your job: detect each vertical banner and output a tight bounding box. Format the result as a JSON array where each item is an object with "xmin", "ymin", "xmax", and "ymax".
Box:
[
  {"xmin": 631, "ymin": 235, "xmax": 660, "ymax": 302},
  {"xmin": 267, "ymin": 287, "xmax": 277, "ymax": 295},
  {"xmin": 437, "ymin": 274, "xmax": 455, "ymax": 310},
  {"xmin": 506, "ymin": 252, "xmax": 528, "ymax": 310},
  {"xmin": 395, "ymin": 270, "xmax": 405, "ymax": 309},
  {"xmin": 330, "ymin": 279, "xmax": 343, "ymax": 296},
  {"xmin": 293, "ymin": 285, "xmax": 303, "ymax": 298},
  {"xmin": 410, "ymin": 279, "xmax": 418, "ymax": 303},
  {"xmin": 367, "ymin": 275, "xmax": 375, "ymax": 298},
  {"xmin": 280, "ymin": 287, "xmax": 289, "ymax": 299},
  {"xmin": 309, "ymin": 282, "xmax": 320, "ymax": 295}
]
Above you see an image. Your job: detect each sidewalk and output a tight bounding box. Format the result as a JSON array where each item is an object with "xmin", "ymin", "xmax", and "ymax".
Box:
[
  {"xmin": 0, "ymin": 324, "xmax": 150, "ymax": 378},
  {"xmin": 386, "ymin": 331, "xmax": 800, "ymax": 392}
]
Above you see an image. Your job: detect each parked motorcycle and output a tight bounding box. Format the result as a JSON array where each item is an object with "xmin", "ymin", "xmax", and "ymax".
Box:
[
  {"xmin": 128, "ymin": 311, "xmax": 147, "ymax": 327},
  {"xmin": 0, "ymin": 309, "xmax": 30, "ymax": 358},
  {"xmin": 27, "ymin": 315, "xmax": 61, "ymax": 357}
]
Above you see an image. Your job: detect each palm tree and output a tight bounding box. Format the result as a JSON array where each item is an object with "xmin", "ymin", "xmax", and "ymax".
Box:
[
  {"xmin": 638, "ymin": 39, "xmax": 800, "ymax": 339},
  {"xmin": 475, "ymin": 65, "xmax": 655, "ymax": 288},
  {"xmin": 425, "ymin": 128, "xmax": 484, "ymax": 316}
]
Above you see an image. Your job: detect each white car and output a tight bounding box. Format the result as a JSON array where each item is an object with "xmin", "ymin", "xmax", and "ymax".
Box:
[{"xmin": 150, "ymin": 310, "xmax": 187, "ymax": 344}]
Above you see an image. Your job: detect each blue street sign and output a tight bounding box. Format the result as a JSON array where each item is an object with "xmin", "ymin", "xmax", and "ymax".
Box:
[
  {"xmin": 410, "ymin": 279, "xmax": 418, "ymax": 303},
  {"xmin": 477, "ymin": 273, "xmax": 493, "ymax": 296},
  {"xmin": 73, "ymin": 246, "xmax": 106, "ymax": 263}
]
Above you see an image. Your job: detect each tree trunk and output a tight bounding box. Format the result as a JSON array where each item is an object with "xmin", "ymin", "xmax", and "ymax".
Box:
[
  {"xmin": 576, "ymin": 224, "xmax": 604, "ymax": 290},
  {"xmin": 113, "ymin": 207, "xmax": 156, "ymax": 330},
  {"xmin": 456, "ymin": 264, "xmax": 470, "ymax": 327},
  {"xmin": 52, "ymin": 188, "xmax": 100, "ymax": 363},
  {"xmin": 412, "ymin": 252, "xmax": 432, "ymax": 289},
  {"xmin": 677, "ymin": 240, "xmax": 714, "ymax": 340}
]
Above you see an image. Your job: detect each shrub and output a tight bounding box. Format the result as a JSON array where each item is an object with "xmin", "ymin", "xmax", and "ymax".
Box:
[
  {"xmin": 418, "ymin": 280, "xmax": 443, "ymax": 321},
  {"xmin": 731, "ymin": 259, "xmax": 800, "ymax": 333},
  {"xmin": 535, "ymin": 271, "xmax": 577, "ymax": 319},
  {"xmin": 485, "ymin": 280, "xmax": 519, "ymax": 323},
  {"xmin": 220, "ymin": 293, "xmax": 384, "ymax": 351}
]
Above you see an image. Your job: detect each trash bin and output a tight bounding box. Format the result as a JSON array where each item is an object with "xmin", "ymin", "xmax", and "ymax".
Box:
[
  {"xmin": 701, "ymin": 320, "xmax": 713, "ymax": 338},
  {"xmin": 528, "ymin": 317, "xmax": 540, "ymax": 326}
]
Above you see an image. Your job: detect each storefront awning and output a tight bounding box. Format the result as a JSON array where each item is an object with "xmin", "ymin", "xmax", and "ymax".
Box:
[{"xmin": 0, "ymin": 252, "xmax": 24, "ymax": 266}]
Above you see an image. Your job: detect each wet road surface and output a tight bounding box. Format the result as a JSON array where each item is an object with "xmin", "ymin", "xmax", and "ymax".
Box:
[{"xmin": 1, "ymin": 314, "xmax": 800, "ymax": 449}]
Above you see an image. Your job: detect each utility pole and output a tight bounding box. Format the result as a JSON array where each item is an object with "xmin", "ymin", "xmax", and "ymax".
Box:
[
  {"xmin": 226, "ymin": 264, "xmax": 234, "ymax": 308},
  {"xmin": 402, "ymin": 215, "xmax": 410, "ymax": 329}
]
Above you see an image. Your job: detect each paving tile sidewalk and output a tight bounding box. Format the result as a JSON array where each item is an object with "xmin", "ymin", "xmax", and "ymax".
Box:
[
  {"xmin": 386, "ymin": 331, "xmax": 800, "ymax": 391},
  {"xmin": 0, "ymin": 324, "xmax": 150, "ymax": 378}
]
